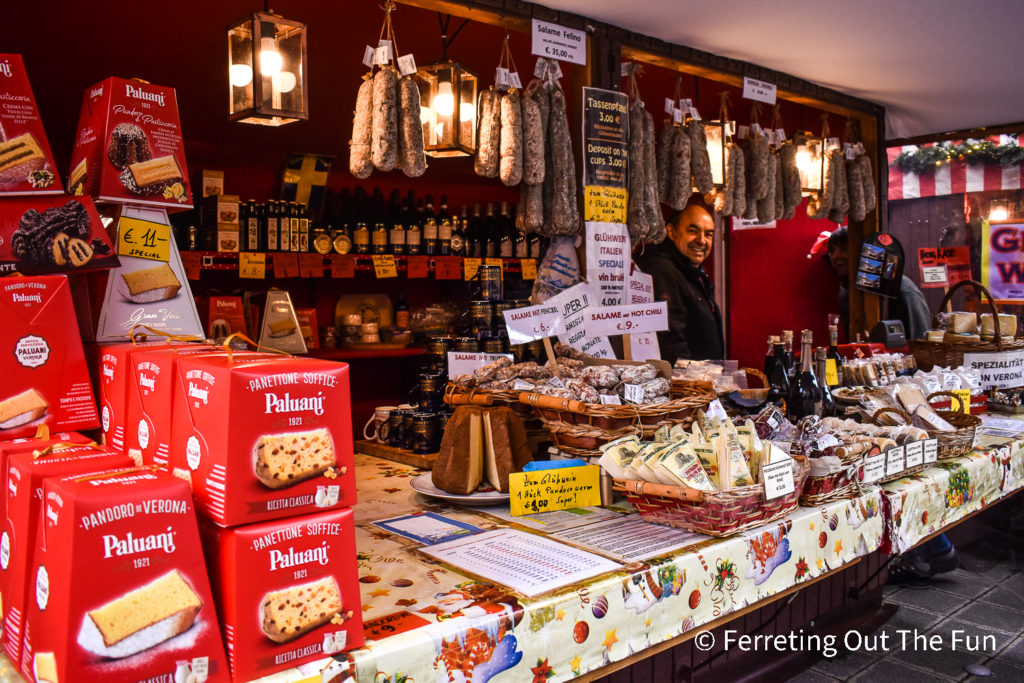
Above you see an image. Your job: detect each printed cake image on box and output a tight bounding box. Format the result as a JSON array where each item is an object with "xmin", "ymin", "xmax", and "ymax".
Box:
[
  {"xmin": 22, "ymin": 467, "xmax": 228, "ymax": 682},
  {"xmin": 199, "ymin": 508, "xmax": 363, "ymax": 680},
  {"xmin": 0, "ymin": 196, "xmax": 118, "ymax": 276},
  {"xmin": 0, "ymin": 276, "xmax": 100, "ymax": 439},
  {"xmin": 0, "ymin": 54, "xmax": 64, "ymax": 196},
  {"xmin": 68, "ymin": 76, "xmax": 192, "ymax": 209},
  {"xmin": 170, "ymin": 355, "xmax": 355, "ymax": 526}
]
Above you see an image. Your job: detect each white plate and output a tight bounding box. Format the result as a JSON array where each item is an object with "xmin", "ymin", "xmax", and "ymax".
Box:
[{"xmin": 410, "ymin": 473, "xmax": 511, "ymax": 506}]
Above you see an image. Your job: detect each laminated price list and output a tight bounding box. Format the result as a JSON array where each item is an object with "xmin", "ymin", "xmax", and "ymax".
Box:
[{"xmin": 422, "ymin": 529, "xmax": 620, "ymax": 596}]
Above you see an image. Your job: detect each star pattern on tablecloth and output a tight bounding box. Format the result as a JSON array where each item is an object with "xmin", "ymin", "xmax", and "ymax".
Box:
[
  {"xmin": 369, "ymin": 588, "xmax": 391, "ymax": 598},
  {"xmin": 809, "ymin": 522, "xmax": 815, "ymax": 530},
  {"xmin": 602, "ymin": 628, "xmax": 618, "ymax": 651},
  {"xmin": 555, "ymin": 608, "xmax": 566, "ymax": 621},
  {"xmin": 816, "ymin": 557, "xmax": 824, "ymax": 570},
  {"xmin": 834, "ymin": 539, "xmax": 843, "ymax": 555},
  {"xmin": 645, "ymin": 617, "xmax": 652, "ymax": 628},
  {"xmin": 569, "ymin": 654, "xmax": 582, "ymax": 675}
]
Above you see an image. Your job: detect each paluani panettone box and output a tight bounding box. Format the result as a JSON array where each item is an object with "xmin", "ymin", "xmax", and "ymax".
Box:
[
  {"xmin": 68, "ymin": 77, "xmax": 192, "ymax": 209},
  {"xmin": 97, "ymin": 340, "xmax": 169, "ymax": 455},
  {"xmin": 0, "ymin": 54, "xmax": 63, "ymax": 196},
  {"xmin": 0, "ymin": 277, "xmax": 100, "ymax": 440},
  {"xmin": 199, "ymin": 508, "xmax": 363, "ymax": 681},
  {"xmin": 22, "ymin": 467, "xmax": 228, "ymax": 683},
  {"xmin": 169, "ymin": 355, "xmax": 356, "ymax": 526},
  {"xmin": 0, "ymin": 195, "xmax": 118, "ymax": 276},
  {"xmin": 1, "ymin": 444, "xmax": 134, "ymax": 666},
  {"xmin": 0, "ymin": 431, "xmax": 96, "ymax": 529},
  {"xmin": 124, "ymin": 343, "xmax": 220, "ymax": 467}
]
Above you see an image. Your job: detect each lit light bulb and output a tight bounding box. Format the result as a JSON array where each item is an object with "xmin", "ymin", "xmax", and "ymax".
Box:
[
  {"xmin": 272, "ymin": 71, "xmax": 297, "ymax": 93},
  {"xmin": 460, "ymin": 99, "xmax": 475, "ymax": 122},
  {"xmin": 989, "ymin": 204, "xmax": 1009, "ymax": 221},
  {"xmin": 433, "ymin": 82, "xmax": 454, "ymax": 117},
  {"xmin": 260, "ymin": 37, "xmax": 283, "ymax": 76},
  {"xmin": 230, "ymin": 63, "xmax": 253, "ymax": 88},
  {"xmin": 420, "ymin": 105, "xmax": 431, "ymax": 124},
  {"xmin": 795, "ymin": 148, "xmax": 811, "ymax": 171}
]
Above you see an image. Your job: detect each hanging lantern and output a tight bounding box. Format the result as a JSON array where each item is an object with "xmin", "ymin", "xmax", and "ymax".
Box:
[
  {"xmin": 701, "ymin": 120, "xmax": 729, "ymax": 187},
  {"xmin": 416, "ymin": 61, "xmax": 477, "ymax": 157},
  {"xmin": 228, "ymin": 10, "xmax": 308, "ymax": 125},
  {"xmin": 794, "ymin": 131, "xmax": 825, "ymax": 195}
]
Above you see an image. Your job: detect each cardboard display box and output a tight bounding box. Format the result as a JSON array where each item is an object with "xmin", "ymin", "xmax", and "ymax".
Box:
[{"xmin": 0, "ymin": 54, "xmax": 63, "ymax": 196}]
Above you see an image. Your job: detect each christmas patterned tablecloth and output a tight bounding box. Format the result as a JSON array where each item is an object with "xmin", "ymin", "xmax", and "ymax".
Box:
[
  {"xmin": 881, "ymin": 430, "xmax": 1024, "ymax": 555},
  {"xmin": 339, "ymin": 454, "xmax": 886, "ymax": 683}
]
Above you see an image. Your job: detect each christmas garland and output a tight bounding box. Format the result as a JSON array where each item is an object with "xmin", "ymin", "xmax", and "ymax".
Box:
[{"xmin": 891, "ymin": 138, "xmax": 1024, "ymax": 174}]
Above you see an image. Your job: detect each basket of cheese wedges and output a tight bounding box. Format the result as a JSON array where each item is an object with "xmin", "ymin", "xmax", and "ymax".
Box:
[{"xmin": 608, "ymin": 409, "xmax": 807, "ymax": 537}]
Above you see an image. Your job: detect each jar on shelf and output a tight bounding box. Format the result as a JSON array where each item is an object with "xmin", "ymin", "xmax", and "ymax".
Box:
[{"xmin": 468, "ymin": 300, "xmax": 493, "ymax": 340}]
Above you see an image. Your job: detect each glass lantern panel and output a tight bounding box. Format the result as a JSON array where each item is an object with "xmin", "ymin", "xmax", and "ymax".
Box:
[
  {"xmin": 228, "ymin": 24, "xmax": 254, "ymax": 115},
  {"xmin": 433, "ymin": 67, "xmax": 455, "ymax": 147},
  {"xmin": 705, "ymin": 123, "xmax": 725, "ymax": 186},
  {"xmin": 458, "ymin": 71, "xmax": 477, "ymax": 153}
]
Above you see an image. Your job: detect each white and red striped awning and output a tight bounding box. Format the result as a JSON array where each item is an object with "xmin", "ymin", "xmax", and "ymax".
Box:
[{"xmin": 887, "ymin": 135, "xmax": 1024, "ymax": 200}]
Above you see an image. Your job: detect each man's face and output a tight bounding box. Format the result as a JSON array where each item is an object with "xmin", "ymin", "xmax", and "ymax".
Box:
[
  {"xmin": 667, "ymin": 206, "xmax": 715, "ymax": 266},
  {"xmin": 828, "ymin": 242, "xmax": 848, "ymax": 279}
]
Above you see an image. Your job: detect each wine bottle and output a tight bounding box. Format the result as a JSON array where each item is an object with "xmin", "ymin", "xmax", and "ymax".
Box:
[
  {"xmin": 788, "ymin": 329, "xmax": 822, "ymax": 420},
  {"xmin": 498, "ymin": 202, "xmax": 513, "ymax": 257},
  {"xmin": 353, "ymin": 221, "xmax": 370, "ymax": 255},
  {"xmin": 765, "ymin": 335, "xmax": 790, "ymax": 406},
  {"xmin": 449, "ymin": 206, "xmax": 466, "ymax": 256},
  {"xmin": 815, "ymin": 347, "xmax": 836, "ymax": 417},
  {"xmin": 466, "ymin": 204, "xmax": 482, "ymax": 258},
  {"xmin": 394, "ymin": 286, "xmax": 410, "ymax": 329},
  {"xmin": 826, "ymin": 323, "xmax": 844, "ymax": 387},
  {"xmin": 266, "ymin": 200, "xmax": 280, "ymax": 251},
  {"xmin": 438, "ymin": 195, "xmax": 452, "ymax": 255},
  {"xmin": 483, "ymin": 203, "xmax": 497, "ymax": 258},
  {"xmin": 781, "ymin": 330, "xmax": 795, "ymax": 381}
]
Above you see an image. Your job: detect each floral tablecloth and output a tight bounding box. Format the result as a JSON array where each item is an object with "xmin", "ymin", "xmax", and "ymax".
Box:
[{"xmin": 338, "ymin": 455, "xmax": 886, "ymax": 683}]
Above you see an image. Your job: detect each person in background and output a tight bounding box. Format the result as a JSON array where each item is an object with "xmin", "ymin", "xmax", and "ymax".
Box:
[
  {"xmin": 636, "ymin": 195, "xmax": 724, "ymax": 363},
  {"xmin": 826, "ymin": 226, "xmax": 931, "ymax": 341},
  {"xmin": 827, "ymin": 226, "xmax": 958, "ymax": 582}
]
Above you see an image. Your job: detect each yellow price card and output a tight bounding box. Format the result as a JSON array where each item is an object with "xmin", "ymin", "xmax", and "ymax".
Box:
[
  {"xmin": 951, "ymin": 389, "xmax": 971, "ymax": 414},
  {"xmin": 239, "ymin": 252, "xmax": 266, "ymax": 279},
  {"xmin": 463, "ymin": 257, "xmax": 481, "ymax": 281},
  {"xmin": 372, "ymin": 254, "xmax": 398, "ymax": 278},
  {"xmin": 118, "ymin": 216, "xmax": 171, "ymax": 262},
  {"xmin": 509, "ymin": 465, "xmax": 602, "ymax": 516},
  {"xmin": 520, "ymin": 258, "xmax": 538, "ymax": 280}
]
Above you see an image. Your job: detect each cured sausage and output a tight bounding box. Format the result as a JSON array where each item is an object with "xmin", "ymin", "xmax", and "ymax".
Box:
[
  {"xmin": 499, "ymin": 91, "xmax": 523, "ymax": 186},
  {"xmin": 858, "ymin": 153, "xmax": 876, "ymax": 212},
  {"xmin": 549, "ymin": 85, "xmax": 580, "ymax": 235},
  {"xmin": 397, "ymin": 75, "xmax": 426, "ymax": 178},
  {"xmin": 474, "ymin": 89, "xmax": 501, "ymax": 178},
  {"xmin": 846, "ymin": 157, "xmax": 867, "ymax": 222},
  {"xmin": 780, "ymin": 142, "xmax": 801, "ymax": 219},
  {"xmin": 666, "ymin": 124, "xmax": 692, "ymax": 211},
  {"xmin": 522, "ymin": 93, "xmax": 545, "ymax": 185},
  {"xmin": 371, "ymin": 67, "xmax": 398, "ymax": 172},
  {"xmin": 773, "ymin": 153, "xmax": 785, "ymax": 220},
  {"xmin": 627, "ymin": 100, "xmax": 648, "ymax": 241},
  {"xmin": 349, "ymin": 76, "xmax": 374, "ymax": 179},
  {"xmin": 742, "ymin": 144, "xmax": 758, "ymax": 220},
  {"xmin": 757, "ymin": 150, "xmax": 778, "ymax": 224},
  {"xmin": 828, "ymin": 149, "xmax": 849, "ymax": 223},
  {"xmin": 747, "ymin": 129, "xmax": 770, "ymax": 200},
  {"xmin": 518, "ymin": 182, "xmax": 544, "ymax": 232},
  {"xmin": 656, "ymin": 122, "xmax": 676, "ymax": 204},
  {"xmin": 642, "ymin": 106, "xmax": 662, "ymax": 240},
  {"xmin": 687, "ymin": 120, "xmax": 715, "ymax": 195}
]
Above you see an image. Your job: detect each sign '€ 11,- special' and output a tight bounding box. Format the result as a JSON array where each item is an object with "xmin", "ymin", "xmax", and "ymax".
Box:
[{"xmin": 118, "ymin": 217, "xmax": 170, "ymax": 262}]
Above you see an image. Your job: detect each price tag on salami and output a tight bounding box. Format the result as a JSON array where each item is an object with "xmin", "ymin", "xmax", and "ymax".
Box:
[
  {"xmin": 762, "ymin": 460, "xmax": 796, "ymax": 500},
  {"xmin": 496, "ymin": 67, "xmax": 511, "ymax": 88},
  {"xmin": 680, "ymin": 98, "xmax": 692, "ymax": 110},
  {"xmin": 689, "ymin": 107, "xmax": 701, "ymax": 121},
  {"xmin": 376, "ymin": 41, "xmax": 392, "ymax": 63},
  {"xmin": 672, "ymin": 108, "xmax": 683, "ymax": 124},
  {"xmin": 547, "ymin": 377, "xmax": 565, "ymax": 388},
  {"xmin": 502, "ymin": 301, "xmax": 565, "ymax": 344},
  {"xmin": 664, "ymin": 98, "xmax": 675, "ymax": 114},
  {"xmin": 372, "ymin": 255, "xmax": 398, "ymax": 278},
  {"xmin": 398, "ymin": 54, "xmax": 417, "ymax": 76},
  {"xmin": 862, "ymin": 451, "xmax": 886, "ymax": 483},
  {"xmin": 623, "ymin": 384, "xmax": 644, "ymax": 404},
  {"xmin": 905, "ymin": 440, "xmax": 924, "ymax": 468},
  {"xmin": 362, "ymin": 45, "xmax": 376, "ymax": 68},
  {"xmin": 239, "ymin": 252, "xmax": 265, "ymax": 279},
  {"xmin": 583, "ymin": 301, "xmax": 669, "ymax": 336},
  {"xmin": 924, "ymin": 438, "xmax": 938, "ymax": 464},
  {"xmin": 886, "ymin": 446, "xmax": 906, "ymax": 477},
  {"xmin": 599, "ymin": 393, "xmax": 621, "ymax": 405},
  {"xmin": 513, "ymin": 379, "xmax": 535, "ymax": 391},
  {"xmin": 510, "ymin": 72, "xmax": 523, "ymax": 88}
]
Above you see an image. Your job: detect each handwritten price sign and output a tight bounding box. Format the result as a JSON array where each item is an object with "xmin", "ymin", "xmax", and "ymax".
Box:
[
  {"xmin": 502, "ymin": 302, "xmax": 565, "ymax": 344},
  {"xmin": 531, "ymin": 19, "xmax": 586, "ymax": 65},
  {"xmin": 118, "ymin": 217, "xmax": 170, "ymax": 262},
  {"xmin": 509, "ymin": 465, "xmax": 601, "ymax": 515},
  {"xmin": 239, "ymin": 252, "xmax": 266, "ymax": 279},
  {"xmin": 583, "ymin": 302, "xmax": 668, "ymax": 337}
]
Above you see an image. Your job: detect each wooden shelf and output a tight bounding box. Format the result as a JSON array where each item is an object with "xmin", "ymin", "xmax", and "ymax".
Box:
[
  {"xmin": 354, "ymin": 439, "xmax": 437, "ymax": 469},
  {"xmin": 308, "ymin": 346, "xmax": 427, "ymax": 361}
]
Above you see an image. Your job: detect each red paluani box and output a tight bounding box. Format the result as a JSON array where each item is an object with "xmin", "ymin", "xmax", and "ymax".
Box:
[
  {"xmin": 169, "ymin": 355, "xmax": 356, "ymax": 526},
  {"xmin": 124, "ymin": 343, "xmax": 221, "ymax": 467},
  {"xmin": 0, "ymin": 276, "xmax": 100, "ymax": 439},
  {"xmin": 199, "ymin": 508, "xmax": 363, "ymax": 681},
  {"xmin": 97, "ymin": 340, "xmax": 170, "ymax": 455},
  {"xmin": 23, "ymin": 467, "xmax": 228, "ymax": 682},
  {"xmin": 69, "ymin": 77, "xmax": 192, "ymax": 209},
  {"xmin": 0, "ymin": 195, "xmax": 117, "ymax": 276},
  {"xmin": 1, "ymin": 444, "xmax": 134, "ymax": 666},
  {"xmin": 0, "ymin": 54, "xmax": 63, "ymax": 196}
]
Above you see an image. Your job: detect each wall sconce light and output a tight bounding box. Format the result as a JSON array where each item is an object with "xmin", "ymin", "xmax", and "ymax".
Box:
[{"xmin": 228, "ymin": 9, "xmax": 308, "ymax": 125}]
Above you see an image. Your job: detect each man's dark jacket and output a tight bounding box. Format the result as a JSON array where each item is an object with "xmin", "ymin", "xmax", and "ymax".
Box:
[{"xmin": 636, "ymin": 240, "xmax": 724, "ymax": 362}]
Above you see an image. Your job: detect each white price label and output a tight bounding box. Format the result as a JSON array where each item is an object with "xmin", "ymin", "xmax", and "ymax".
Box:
[
  {"xmin": 737, "ymin": 125, "xmax": 750, "ymax": 140},
  {"xmin": 905, "ymin": 440, "xmax": 924, "ymax": 468},
  {"xmin": 496, "ymin": 67, "xmax": 511, "ymax": 88},
  {"xmin": 531, "ymin": 19, "xmax": 587, "ymax": 65},
  {"xmin": 743, "ymin": 76, "xmax": 777, "ymax": 104},
  {"xmin": 886, "ymin": 446, "xmax": 906, "ymax": 477},
  {"xmin": 446, "ymin": 352, "xmax": 514, "ymax": 378},
  {"xmin": 398, "ymin": 54, "xmax": 417, "ymax": 76},
  {"xmin": 863, "ymin": 452, "xmax": 886, "ymax": 483},
  {"xmin": 583, "ymin": 301, "xmax": 669, "ymax": 337},
  {"xmin": 513, "ymin": 379, "xmax": 535, "ymax": 391},
  {"xmin": 922, "ymin": 265, "xmax": 949, "ymax": 286},
  {"xmin": 672, "ymin": 108, "xmax": 683, "ymax": 124},
  {"xmin": 689, "ymin": 107, "xmax": 701, "ymax": 121},
  {"xmin": 536, "ymin": 58, "xmax": 552, "ymax": 78},
  {"xmin": 924, "ymin": 439, "xmax": 938, "ymax": 463},
  {"xmin": 844, "ymin": 143, "xmax": 857, "ymax": 160},
  {"xmin": 664, "ymin": 98, "xmax": 675, "ymax": 114},
  {"xmin": 510, "ymin": 71, "xmax": 522, "ymax": 88},
  {"xmin": 620, "ymin": 62, "xmax": 631, "ymax": 76},
  {"xmin": 762, "ymin": 460, "xmax": 796, "ymax": 500},
  {"xmin": 374, "ymin": 45, "xmax": 391, "ymax": 66},
  {"xmin": 503, "ymin": 301, "xmax": 565, "ymax": 344},
  {"xmin": 680, "ymin": 98, "xmax": 692, "ymax": 110},
  {"xmin": 599, "ymin": 393, "xmax": 622, "ymax": 405},
  {"xmin": 362, "ymin": 45, "xmax": 376, "ymax": 68},
  {"xmin": 378, "ymin": 39, "xmax": 392, "ymax": 49},
  {"xmin": 548, "ymin": 377, "xmax": 566, "ymax": 389},
  {"xmin": 775, "ymin": 127, "xmax": 786, "ymax": 141},
  {"xmin": 623, "ymin": 384, "xmax": 645, "ymax": 404}
]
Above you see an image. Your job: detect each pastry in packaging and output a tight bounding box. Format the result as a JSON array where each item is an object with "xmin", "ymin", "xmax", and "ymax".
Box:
[
  {"xmin": 117, "ymin": 262, "xmax": 182, "ymax": 303},
  {"xmin": 0, "ymin": 54, "xmax": 63, "ymax": 195},
  {"xmin": 1, "ymin": 196, "xmax": 117, "ymax": 275}
]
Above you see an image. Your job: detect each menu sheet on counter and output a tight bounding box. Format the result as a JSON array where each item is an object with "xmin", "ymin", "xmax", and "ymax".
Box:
[
  {"xmin": 550, "ymin": 514, "xmax": 707, "ymax": 562},
  {"xmin": 421, "ymin": 529, "xmax": 621, "ymax": 596}
]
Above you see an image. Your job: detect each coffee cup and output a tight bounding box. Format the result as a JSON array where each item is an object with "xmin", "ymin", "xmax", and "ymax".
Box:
[{"xmin": 363, "ymin": 405, "xmax": 397, "ymax": 441}]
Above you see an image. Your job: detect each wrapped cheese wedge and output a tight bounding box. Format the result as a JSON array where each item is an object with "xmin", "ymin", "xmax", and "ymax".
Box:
[
  {"xmin": 653, "ymin": 442, "xmax": 715, "ymax": 491},
  {"xmin": 598, "ymin": 435, "xmax": 642, "ymax": 480},
  {"xmin": 714, "ymin": 432, "xmax": 755, "ymax": 490}
]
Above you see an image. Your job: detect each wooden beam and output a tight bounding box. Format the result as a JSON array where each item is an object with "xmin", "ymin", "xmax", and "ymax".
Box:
[{"xmin": 888, "ymin": 121, "xmax": 1024, "ymax": 147}]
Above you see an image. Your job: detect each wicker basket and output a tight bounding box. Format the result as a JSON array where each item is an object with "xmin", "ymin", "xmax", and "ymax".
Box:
[
  {"xmin": 444, "ymin": 384, "xmax": 535, "ymax": 418},
  {"xmin": 799, "ymin": 447, "xmax": 863, "ymax": 506},
  {"xmin": 613, "ymin": 456, "xmax": 809, "ymax": 537},
  {"xmin": 521, "ymin": 380, "xmax": 716, "ymax": 451},
  {"xmin": 870, "ymin": 401, "xmax": 979, "ymax": 462},
  {"xmin": 908, "ymin": 279, "xmax": 1024, "ymax": 371}
]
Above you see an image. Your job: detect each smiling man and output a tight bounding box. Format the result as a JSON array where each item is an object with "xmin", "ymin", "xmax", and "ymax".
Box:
[{"xmin": 635, "ymin": 195, "xmax": 724, "ymax": 362}]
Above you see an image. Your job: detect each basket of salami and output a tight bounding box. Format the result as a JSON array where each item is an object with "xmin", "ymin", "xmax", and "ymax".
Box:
[
  {"xmin": 870, "ymin": 398, "xmax": 980, "ymax": 461},
  {"xmin": 604, "ymin": 410, "xmax": 807, "ymax": 537},
  {"xmin": 908, "ymin": 279, "xmax": 1024, "ymax": 371}
]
